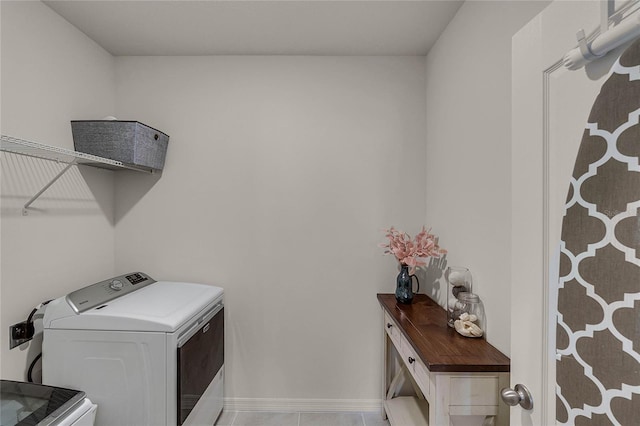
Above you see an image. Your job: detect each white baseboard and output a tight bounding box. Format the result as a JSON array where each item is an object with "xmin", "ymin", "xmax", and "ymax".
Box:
[{"xmin": 223, "ymin": 398, "xmax": 383, "ymax": 413}]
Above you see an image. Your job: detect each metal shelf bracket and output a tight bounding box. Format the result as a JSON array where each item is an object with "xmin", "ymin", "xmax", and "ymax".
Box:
[
  {"xmin": 1, "ymin": 134, "xmax": 152, "ymax": 215},
  {"xmin": 21, "ymin": 162, "xmax": 75, "ymax": 215}
]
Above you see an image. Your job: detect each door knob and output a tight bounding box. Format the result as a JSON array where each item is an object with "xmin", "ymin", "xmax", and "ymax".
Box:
[{"xmin": 500, "ymin": 384, "xmax": 533, "ymax": 410}]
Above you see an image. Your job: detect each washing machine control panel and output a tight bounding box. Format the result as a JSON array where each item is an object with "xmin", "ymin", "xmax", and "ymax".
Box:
[
  {"xmin": 66, "ymin": 272, "xmax": 156, "ymax": 313},
  {"xmin": 109, "ymin": 280, "xmax": 124, "ymax": 291}
]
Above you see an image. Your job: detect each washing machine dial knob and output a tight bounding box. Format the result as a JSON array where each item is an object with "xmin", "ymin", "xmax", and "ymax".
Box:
[{"xmin": 109, "ymin": 280, "xmax": 124, "ymax": 291}]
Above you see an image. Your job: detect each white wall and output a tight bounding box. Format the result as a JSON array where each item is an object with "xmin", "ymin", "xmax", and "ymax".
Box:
[
  {"xmin": 424, "ymin": 1, "xmax": 550, "ymax": 356},
  {"xmin": 0, "ymin": 0, "xmax": 555, "ymax": 405},
  {"xmin": 0, "ymin": 1, "xmax": 117, "ymax": 379},
  {"xmin": 113, "ymin": 56, "xmax": 427, "ymax": 404}
]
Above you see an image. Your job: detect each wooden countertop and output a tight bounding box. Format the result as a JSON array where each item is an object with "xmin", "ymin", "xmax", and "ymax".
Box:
[{"xmin": 378, "ymin": 293, "xmax": 510, "ymax": 373}]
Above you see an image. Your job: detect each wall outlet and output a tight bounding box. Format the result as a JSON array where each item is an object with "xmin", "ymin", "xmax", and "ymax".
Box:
[{"xmin": 9, "ymin": 321, "xmax": 34, "ymax": 349}]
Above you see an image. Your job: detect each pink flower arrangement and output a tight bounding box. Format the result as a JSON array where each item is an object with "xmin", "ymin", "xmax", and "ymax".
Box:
[{"xmin": 379, "ymin": 226, "xmax": 446, "ymax": 273}]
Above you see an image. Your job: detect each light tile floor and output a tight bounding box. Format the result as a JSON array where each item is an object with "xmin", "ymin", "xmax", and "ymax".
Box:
[{"xmin": 215, "ymin": 410, "xmax": 390, "ymax": 426}]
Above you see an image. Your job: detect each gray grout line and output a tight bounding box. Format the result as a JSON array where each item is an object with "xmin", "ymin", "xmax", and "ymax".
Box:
[{"xmin": 219, "ymin": 411, "xmax": 385, "ymax": 426}]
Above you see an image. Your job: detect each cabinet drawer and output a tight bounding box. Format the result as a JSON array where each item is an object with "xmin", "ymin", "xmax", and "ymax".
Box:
[
  {"xmin": 384, "ymin": 312, "xmax": 401, "ymax": 348},
  {"xmin": 412, "ymin": 356, "xmax": 432, "ymax": 398},
  {"xmin": 383, "ymin": 311, "xmax": 432, "ymax": 399},
  {"xmin": 449, "ymin": 376, "xmax": 499, "ymax": 406},
  {"xmin": 399, "ymin": 333, "xmax": 431, "ymax": 398}
]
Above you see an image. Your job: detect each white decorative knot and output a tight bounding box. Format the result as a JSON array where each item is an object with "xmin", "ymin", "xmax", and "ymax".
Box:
[{"xmin": 454, "ymin": 312, "xmax": 483, "ymax": 338}]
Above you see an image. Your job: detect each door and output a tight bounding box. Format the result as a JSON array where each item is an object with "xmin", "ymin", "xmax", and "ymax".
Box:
[
  {"xmin": 177, "ymin": 304, "xmax": 224, "ymax": 425},
  {"xmin": 511, "ymin": 1, "xmax": 639, "ymax": 424}
]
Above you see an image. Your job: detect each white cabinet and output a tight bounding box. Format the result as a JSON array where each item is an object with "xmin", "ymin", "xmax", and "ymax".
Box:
[{"xmin": 379, "ymin": 294, "xmax": 510, "ymax": 426}]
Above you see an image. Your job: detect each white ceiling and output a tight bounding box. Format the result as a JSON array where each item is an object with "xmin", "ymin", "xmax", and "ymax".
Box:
[{"xmin": 43, "ymin": 0, "xmax": 464, "ymax": 56}]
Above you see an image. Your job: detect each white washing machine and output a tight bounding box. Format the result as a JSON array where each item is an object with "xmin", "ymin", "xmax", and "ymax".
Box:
[
  {"xmin": 0, "ymin": 380, "xmax": 97, "ymax": 426},
  {"xmin": 41, "ymin": 272, "xmax": 224, "ymax": 426}
]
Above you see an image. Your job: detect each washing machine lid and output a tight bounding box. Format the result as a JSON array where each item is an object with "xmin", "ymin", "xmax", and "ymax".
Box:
[
  {"xmin": 44, "ymin": 276, "xmax": 224, "ymax": 332},
  {"xmin": 0, "ymin": 380, "xmax": 86, "ymax": 426}
]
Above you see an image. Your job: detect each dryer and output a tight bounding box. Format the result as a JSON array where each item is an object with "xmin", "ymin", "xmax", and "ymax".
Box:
[{"xmin": 41, "ymin": 272, "xmax": 224, "ymax": 426}]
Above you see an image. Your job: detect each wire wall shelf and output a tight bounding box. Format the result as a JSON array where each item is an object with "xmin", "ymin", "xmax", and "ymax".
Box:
[
  {"xmin": 0, "ymin": 135, "xmax": 153, "ymax": 172},
  {"xmin": 1, "ymin": 135, "xmax": 153, "ymax": 214}
]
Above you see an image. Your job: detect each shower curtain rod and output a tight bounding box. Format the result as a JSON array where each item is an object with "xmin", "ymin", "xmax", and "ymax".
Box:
[{"xmin": 564, "ymin": 2, "xmax": 640, "ymax": 70}]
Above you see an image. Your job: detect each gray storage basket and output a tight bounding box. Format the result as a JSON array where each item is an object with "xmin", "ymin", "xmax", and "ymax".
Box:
[{"xmin": 71, "ymin": 120, "xmax": 169, "ymax": 171}]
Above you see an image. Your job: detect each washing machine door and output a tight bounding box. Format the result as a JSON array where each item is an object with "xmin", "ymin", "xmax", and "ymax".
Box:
[{"xmin": 177, "ymin": 303, "xmax": 224, "ymax": 425}]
